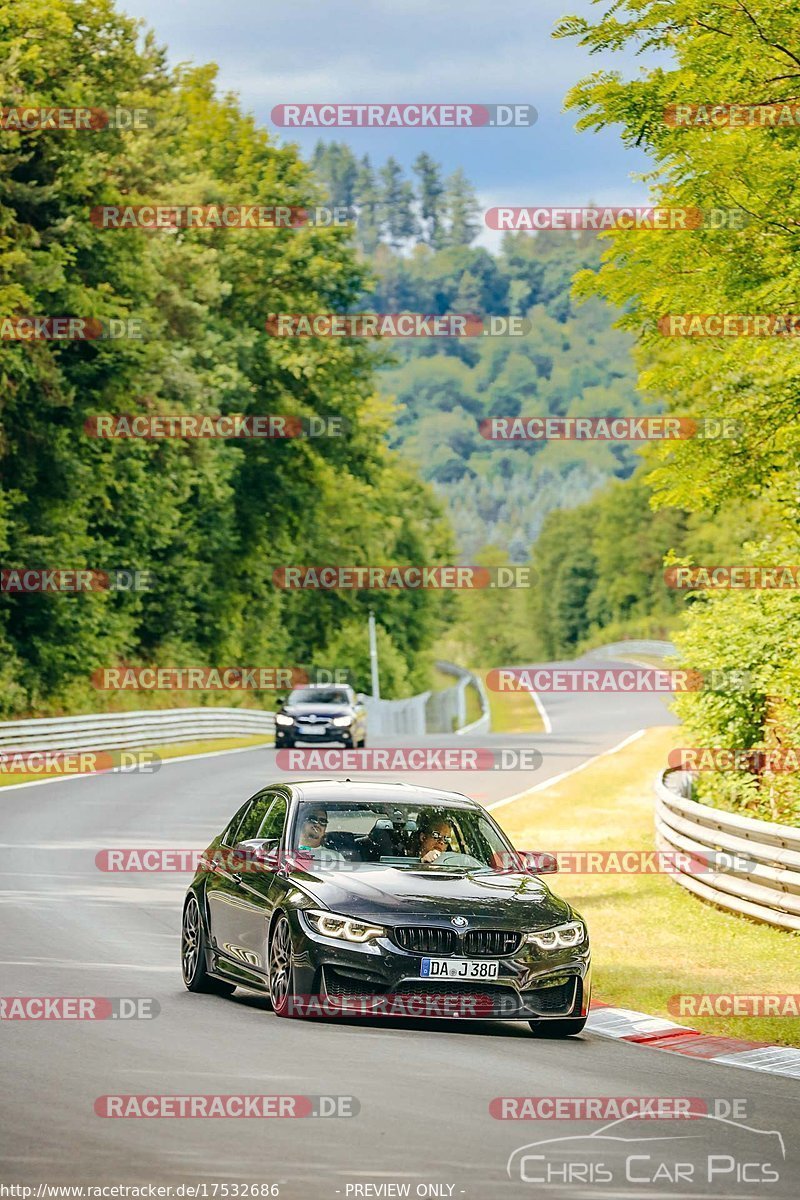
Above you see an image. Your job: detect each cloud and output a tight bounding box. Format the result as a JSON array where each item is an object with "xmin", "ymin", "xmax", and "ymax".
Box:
[{"xmin": 121, "ymin": 0, "xmax": 659, "ymax": 203}]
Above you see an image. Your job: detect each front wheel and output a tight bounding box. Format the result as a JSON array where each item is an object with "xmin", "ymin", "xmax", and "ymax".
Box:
[
  {"xmin": 269, "ymin": 914, "xmax": 299, "ymax": 1018},
  {"xmin": 528, "ymin": 1017, "xmax": 587, "ymax": 1037},
  {"xmin": 181, "ymin": 895, "xmax": 235, "ymax": 995}
]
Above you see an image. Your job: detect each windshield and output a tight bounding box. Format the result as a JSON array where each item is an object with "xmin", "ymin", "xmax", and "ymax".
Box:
[
  {"xmin": 288, "ymin": 688, "xmax": 351, "ymax": 705},
  {"xmin": 290, "ymin": 798, "xmax": 515, "ymax": 872}
]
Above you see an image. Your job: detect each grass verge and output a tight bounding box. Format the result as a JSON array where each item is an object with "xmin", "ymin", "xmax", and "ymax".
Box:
[
  {"xmin": 0, "ymin": 734, "xmax": 271, "ymax": 788},
  {"xmin": 497, "ymin": 725, "xmax": 800, "ymax": 1046},
  {"xmin": 478, "ymin": 669, "xmax": 544, "ymax": 734},
  {"xmin": 464, "ymin": 681, "xmax": 483, "ymax": 727}
]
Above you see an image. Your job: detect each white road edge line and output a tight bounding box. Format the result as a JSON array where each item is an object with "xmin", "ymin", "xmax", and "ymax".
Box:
[
  {"xmin": 0, "ymin": 742, "xmax": 272, "ymax": 794},
  {"xmin": 486, "ymin": 728, "xmax": 646, "ymax": 811},
  {"xmin": 528, "ymin": 686, "xmax": 552, "ymax": 734}
]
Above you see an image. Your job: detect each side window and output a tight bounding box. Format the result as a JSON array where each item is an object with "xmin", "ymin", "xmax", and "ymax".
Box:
[
  {"xmin": 222, "ymin": 800, "xmax": 252, "ymax": 847},
  {"xmin": 236, "ymin": 790, "xmax": 277, "ymax": 842},
  {"xmin": 256, "ymin": 796, "xmax": 287, "ymax": 843}
]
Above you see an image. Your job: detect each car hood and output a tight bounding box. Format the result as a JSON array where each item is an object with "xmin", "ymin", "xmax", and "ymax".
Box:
[{"xmin": 292, "ymin": 865, "xmax": 572, "ymax": 928}]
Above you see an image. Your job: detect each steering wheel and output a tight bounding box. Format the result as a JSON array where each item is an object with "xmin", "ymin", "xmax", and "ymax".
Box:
[{"xmin": 429, "ymin": 851, "xmax": 484, "ymax": 869}]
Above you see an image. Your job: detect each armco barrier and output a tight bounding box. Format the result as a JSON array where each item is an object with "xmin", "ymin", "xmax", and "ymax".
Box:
[
  {"xmin": 358, "ymin": 692, "xmax": 429, "ymax": 738},
  {"xmin": 655, "ymin": 768, "xmax": 800, "ymax": 931},
  {"xmin": 431, "ymin": 660, "xmax": 491, "ymax": 736},
  {"xmin": 587, "ymin": 639, "xmax": 677, "ymax": 660},
  {"xmin": 359, "ymin": 661, "xmax": 490, "ymax": 737},
  {"xmin": 0, "ymin": 708, "xmax": 275, "ymax": 753}
]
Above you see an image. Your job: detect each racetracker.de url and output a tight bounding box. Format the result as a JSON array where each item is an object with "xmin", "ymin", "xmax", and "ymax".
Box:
[{"xmin": 0, "ymin": 1187, "xmax": 281, "ymax": 1198}]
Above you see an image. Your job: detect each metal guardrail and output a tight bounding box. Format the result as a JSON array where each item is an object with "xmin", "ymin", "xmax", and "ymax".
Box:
[
  {"xmin": 434, "ymin": 660, "xmax": 491, "ymax": 736},
  {"xmin": 1, "ymin": 662, "xmax": 487, "ymax": 751},
  {"xmin": 0, "ymin": 708, "xmax": 275, "ymax": 752},
  {"xmin": 655, "ymin": 769, "xmax": 800, "ymax": 932},
  {"xmin": 359, "ymin": 661, "xmax": 490, "ymax": 737},
  {"xmin": 358, "ymin": 692, "xmax": 429, "ymax": 738},
  {"xmin": 587, "ymin": 639, "xmax": 677, "ymax": 660}
]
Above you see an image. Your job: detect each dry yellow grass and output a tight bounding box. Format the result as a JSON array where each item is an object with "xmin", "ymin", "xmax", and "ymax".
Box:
[{"xmin": 497, "ymin": 726, "xmax": 800, "ymax": 1045}]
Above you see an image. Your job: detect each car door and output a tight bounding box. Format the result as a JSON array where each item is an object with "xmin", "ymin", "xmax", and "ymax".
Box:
[
  {"xmin": 234, "ymin": 792, "xmax": 290, "ymax": 969},
  {"xmin": 205, "ymin": 788, "xmax": 279, "ymax": 976}
]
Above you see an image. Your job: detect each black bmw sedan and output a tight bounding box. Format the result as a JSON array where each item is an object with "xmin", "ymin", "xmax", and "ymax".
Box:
[
  {"xmin": 274, "ymin": 684, "xmax": 367, "ymax": 748},
  {"xmin": 181, "ymin": 780, "xmax": 591, "ymax": 1035}
]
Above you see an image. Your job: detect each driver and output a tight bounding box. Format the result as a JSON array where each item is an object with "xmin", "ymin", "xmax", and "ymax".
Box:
[
  {"xmin": 295, "ymin": 806, "xmax": 345, "ymax": 865},
  {"xmin": 413, "ymin": 811, "xmax": 454, "ymax": 864}
]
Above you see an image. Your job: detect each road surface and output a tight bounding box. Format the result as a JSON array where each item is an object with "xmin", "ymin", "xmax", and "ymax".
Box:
[{"xmin": 2, "ymin": 662, "xmax": 795, "ymax": 1198}]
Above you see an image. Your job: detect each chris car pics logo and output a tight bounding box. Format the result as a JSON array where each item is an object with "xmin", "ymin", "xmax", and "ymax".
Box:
[{"xmin": 507, "ymin": 1113, "xmax": 784, "ymax": 1187}]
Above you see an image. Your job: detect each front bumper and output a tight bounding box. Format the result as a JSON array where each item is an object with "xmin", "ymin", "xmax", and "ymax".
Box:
[
  {"xmin": 275, "ymin": 726, "xmax": 354, "ymax": 745},
  {"xmin": 288, "ymin": 912, "xmax": 591, "ymax": 1020}
]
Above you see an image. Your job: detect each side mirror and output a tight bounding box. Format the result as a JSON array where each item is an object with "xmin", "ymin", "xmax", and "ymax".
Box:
[
  {"xmin": 275, "ymin": 695, "xmax": 287, "ymax": 709},
  {"xmin": 233, "ymin": 839, "xmax": 281, "ymax": 868},
  {"xmin": 518, "ymin": 850, "xmax": 558, "ymax": 875}
]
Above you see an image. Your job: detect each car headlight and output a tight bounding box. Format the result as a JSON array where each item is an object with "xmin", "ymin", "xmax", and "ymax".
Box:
[
  {"xmin": 275, "ymin": 713, "xmax": 295, "ymax": 726},
  {"xmin": 331, "ymin": 715, "xmax": 352, "ymax": 727},
  {"xmin": 303, "ymin": 908, "xmax": 385, "ymax": 943},
  {"xmin": 524, "ymin": 921, "xmax": 586, "ymax": 950}
]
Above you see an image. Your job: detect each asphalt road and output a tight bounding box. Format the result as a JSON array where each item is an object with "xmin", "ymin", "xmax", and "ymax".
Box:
[{"xmin": 1, "ymin": 661, "xmax": 796, "ymax": 1199}]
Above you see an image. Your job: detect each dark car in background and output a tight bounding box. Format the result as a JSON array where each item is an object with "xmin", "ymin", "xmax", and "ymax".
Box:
[
  {"xmin": 274, "ymin": 684, "xmax": 367, "ymax": 748},
  {"xmin": 181, "ymin": 780, "xmax": 591, "ymax": 1035}
]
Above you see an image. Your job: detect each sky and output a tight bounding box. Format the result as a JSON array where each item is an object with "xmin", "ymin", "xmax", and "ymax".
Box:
[{"xmin": 119, "ymin": 0, "xmax": 659, "ymax": 248}]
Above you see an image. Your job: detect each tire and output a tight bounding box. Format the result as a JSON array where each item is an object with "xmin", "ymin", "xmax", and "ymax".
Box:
[
  {"xmin": 269, "ymin": 913, "xmax": 299, "ymax": 1018},
  {"xmin": 358, "ymin": 734, "xmax": 367, "ymax": 748},
  {"xmin": 528, "ymin": 1017, "xmax": 587, "ymax": 1037},
  {"xmin": 277, "ymin": 737, "xmax": 294, "ymax": 749},
  {"xmin": 181, "ymin": 894, "xmax": 235, "ymax": 995}
]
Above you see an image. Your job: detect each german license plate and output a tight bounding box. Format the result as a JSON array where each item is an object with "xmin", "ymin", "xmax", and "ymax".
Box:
[
  {"xmin": 420, "ymin": 958, "xmax": 499, "ymax": 980},
  {"xmin": 298, "ymin": 724, "xmax": 323, "ymax": 735}
]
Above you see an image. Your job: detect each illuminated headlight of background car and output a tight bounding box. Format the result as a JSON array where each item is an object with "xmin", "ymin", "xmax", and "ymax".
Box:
[
  {"xmin": 524, "ymin": 921, "xmax": 586, "ymax": 950},
  {"xmin": 330, "ymin": 715, "xmax": 352, "ymax": 727},
  {"xmin": 275, "ymin": 714, "xmax": 295, "ymax": 726},
  {"xmin": 302, "ymin": 909, "xmax": 385, "ymax": 943}
]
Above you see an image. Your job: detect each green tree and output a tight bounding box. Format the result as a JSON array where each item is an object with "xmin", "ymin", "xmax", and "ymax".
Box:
[
  {"xmin": 311, "ymin": 140, "xmax": 358, "ymax": 208},
  {"xmin": 412, "ymin": 152, "xmax": 445, "ymax": 248},
  {"xmin": 442, "ymin": 168, "xmax": 480, "ymax": 247},
  {"xmin": 0, "ymin": 0, "xmax": 452, "ymax": 714},
  {"xmin": 378, "ymin": 156, "xmax": 417, "ymax": 248},
  {"xmin": 355, "ymin": 154, "xmax": 382, "ymax": 253},
  {"xmin": 557, "ymin": 1, "xmax": 800, "ymax": 817}
]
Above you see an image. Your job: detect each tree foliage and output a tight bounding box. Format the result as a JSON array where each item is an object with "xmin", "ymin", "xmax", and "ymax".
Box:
[
  {"xmin": 0, "ymin": 0, "xmax": 452, "ymax": 715},
  {"xmin": 558, "ymin": 0, "xmax": 800, "ymax": 819},
  {"xmin": 375, "ymin": 233, "xmax": 644, "ymax": 560}
]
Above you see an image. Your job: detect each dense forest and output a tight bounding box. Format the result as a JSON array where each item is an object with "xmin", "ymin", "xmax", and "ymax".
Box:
[
  {"xmin": 0, "ymin": 0, "xmax": 453, "ymax": 715},
  {"xmin": 313, "ymin": 142, "xmax": 648, "ymax": 559}
]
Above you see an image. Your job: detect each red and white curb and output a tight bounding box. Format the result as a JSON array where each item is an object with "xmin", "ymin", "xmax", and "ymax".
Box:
[{"xmin": 587, "ymin": 1001, "xmax": 800, "ymax": 1079}]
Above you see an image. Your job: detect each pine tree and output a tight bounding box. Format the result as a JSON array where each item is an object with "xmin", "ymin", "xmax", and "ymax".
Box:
[
  {"xmin": 355, "ymin": 154, "xmax": 382, "ymax": 253},
  {"xmin": 412, "ymin": 153, "xmax": 445, "ymax": 247},
  {"xmin": 442, "ymin": 168, "xmax": 480, "ymax": 247},
  {"xmin": 378, "ymin": 157, "xmax": 418, "ymax": 249}
]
